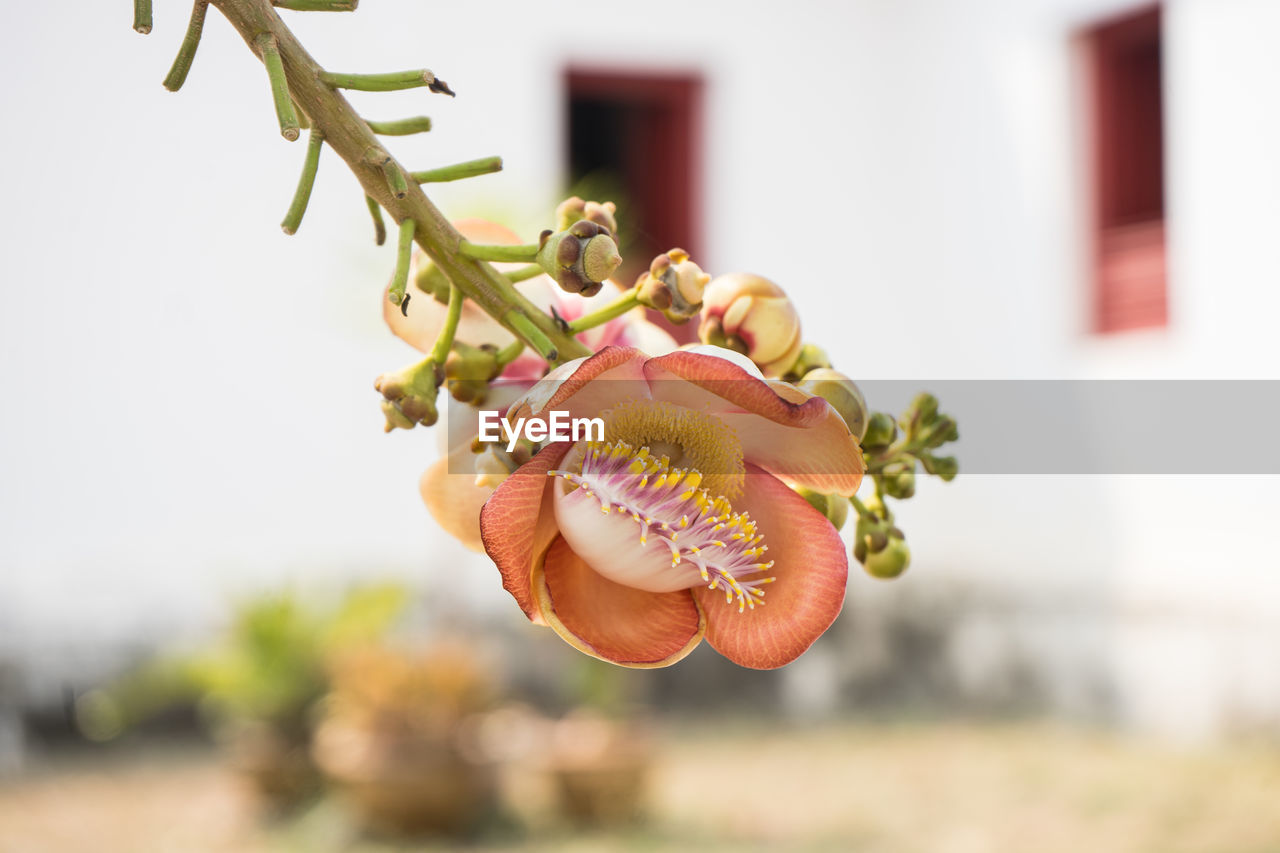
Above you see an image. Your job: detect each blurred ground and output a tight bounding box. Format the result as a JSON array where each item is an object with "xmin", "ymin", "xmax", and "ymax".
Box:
[{"xmin": 2, "ymin": 720, "xmax": 1278, "ymax": 852}]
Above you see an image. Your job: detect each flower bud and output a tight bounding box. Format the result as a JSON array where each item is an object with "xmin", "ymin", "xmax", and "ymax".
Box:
[
  {"xmin": 797, "ymin": 368, "xmax": 869, "ymax": 442},
  {"xmin": 921, "ymin": 454, "xmax": 959, "ymax": 482},
  {"xmin": 444, "ymin": 342, "xmax": 500, "ymax": 405},
  {"xmin": 374, "ymin": 359, "xmax": 443, "ymax": 431},
  {"xmin": 635, "ymin": 248, "xmax": 710, "ymax": 322},
  {"xmin": 788, "ymin": 343, "xmax": 831, "ymax": 378},
  {"xmin": 879, "ymin": 463, "xmax": 916, "ymax": 499},
  {"xmin": 698, "ymin": 273, "xmax": 802, "ymax": 378},
  {"xmin": 862, "ymin": 536, "xmax": 910, "ymax": 580},
  {"xmin": 536, "ymin": 220, "xmax": 622, "ymax": 297},
  {"xmin": 862, "ymin": 412, "xmax": 898, "ymax": 449},
  {"xmin": 555, "ymin": 196, "xmax": 619, "ymax": 236},
  {"xmin": 795, "ymin": 487, "xmax": 850, "ymax": 532}
]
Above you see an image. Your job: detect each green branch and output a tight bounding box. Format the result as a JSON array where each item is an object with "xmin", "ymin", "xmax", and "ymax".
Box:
[
  {"xmin": 411, "ymin": 156, "xmax": 503, "ymax": 184},
  {"xmin": 505, "ymin": 312, "xmax": 557, "ymax": 361},
  {"xmin": 281, "ymin": 129, "xmax": 324, "ymax": 235},
  {"xmin": 504, "ymin": 264, "xmax": 543, "ymax": 283},
  {"xmin": 162, "ymin": 0, "xmax": 209, "ymax": 91},
  {"xmin": 429, "ymin": 284, "xmax": 464, "ymax": 363},
  {"xmin": 387, "ymin": 219, "xmax": 416, "ymax": 307},
  {"xmin": 364, "ymin": 195, "xmax": 387, "ymax": 246},
  {"xmin": 458, "ymin": 242, "xmax": 539, "ymax": 263},
  {"xmin": 206, "ymin": 0, "xmax": 590, "ymax": 364},
  {"xmin": 567, "ymin": 288, "xmax": 640, "ymax": 333},
  {"xmin": 273, "ymin": 0, "xmax": 358, "ymax": 9},
  {"xmin": 366, "ymin": 116, "xmax": 433, "ymax": 136},
  {"xmin": 254, "ymin": 33, "xmax": 300, "ymax": 141},
  {"xmin": 319, "ymin": 69, "xmax": 439, "ymax": 92},
  {"xmin": 133, "ymin": 0, "xmax": 153, "ymax": 34}
]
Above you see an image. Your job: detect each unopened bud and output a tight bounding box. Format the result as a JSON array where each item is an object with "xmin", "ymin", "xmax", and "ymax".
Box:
[
  {"xmin": 862, "ymin": 412, "xmax": 898, "ymax": 449},
  {"xmin": 862, "ymin": 536, "xmax": 910, "ymax": 580},
  {"xmin": 555, "ymin": 196, "xmax": 618, "ymax": 235},
  {"xmin": 445, "ymin": 342, "xmax": 500, "ymax": 405},
  {"xmin": 797, "ymin": 368, "xmax": 869, "ymax": 441},
  {"xmin": 698, "ymin": 272, "xmax": 803, "ymax": 378},
  {"xmin": 536, "ymin": 220, "xmax": 621, "ymax": 297},
  {"xmin": 795, "ymin": 487, "xmax": 849, "ymax": 531},
  {"xmin": 789, "ymin": 343, "xmax": 831, "ymax": 378},
  {"xmin": 880, "ymin": 464, "xmax": 916, "ymax": 499},
  {"xmin": 636, "ymin": 248, "xmax": 711, "ymax": 322},
  {"xmin": 921, "ymin": 454, "xmax": 959, "ymax": 482},
  {"xmin": 374, "ymin": 359, "xmax": 443, "ymax": 431}
]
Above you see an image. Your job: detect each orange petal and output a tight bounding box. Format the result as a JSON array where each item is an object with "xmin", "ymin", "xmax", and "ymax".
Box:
[
  {"xmin": 419, "ymin": 447, "xmax": 493, "ymax": 552},
  {"xmin": 694, "ymin": 465, "xmax": 848, "ymax": 669},
  {"xmin": 479, "ymin": 442, "xmax": 570, "ymax": 621},
  {"xmin": 508, "ymin": 346, "xmax": 651, "ymax": 424},
  {"xmin": 644, "ymin": 350, "xmax": 864, "ymax": 496},
  {"xmin": 534, "ymin": 536, "xmax": 705, "ymax": 668}
]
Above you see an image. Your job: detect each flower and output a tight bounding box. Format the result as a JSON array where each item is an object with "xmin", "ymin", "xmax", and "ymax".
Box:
[
  {"xmin": 479, "ymin": 346, "xmax": 864, "ymax": 669},
  {"xmin": 698, "ymin": 273, "xmax": 803, "ymax": 378},
  {"xmin": 388, "ymin": 224, "xmax": 679, "ymax": 551}
]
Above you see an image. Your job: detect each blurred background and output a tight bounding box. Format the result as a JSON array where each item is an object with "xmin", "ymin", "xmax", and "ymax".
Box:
[{"xmin": 2, "ymin": 0, "xmax": 1280, "ymax": 850}]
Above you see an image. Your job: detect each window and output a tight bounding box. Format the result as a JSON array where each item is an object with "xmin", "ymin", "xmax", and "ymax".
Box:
[
  {"xmin": 564, "ymin": 70, "xmax": 704, "ymax": 287},
  {"xmin": 1084, "ymin": 5, "xmax": 1167, "ymax": 333}
]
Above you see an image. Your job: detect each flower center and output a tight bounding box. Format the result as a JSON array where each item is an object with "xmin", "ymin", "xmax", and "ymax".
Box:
[
  {"xmin": 599, "ymin": 400, "xmax": 744, "ymax": 499},
  {"xmin": 548, "ymin": 440, "xmax": 774, "ymax": 613}
]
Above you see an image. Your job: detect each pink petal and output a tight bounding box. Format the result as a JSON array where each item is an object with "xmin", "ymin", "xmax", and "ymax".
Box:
[
  {"xmin": 644, "ymin": 351, "xmax": 864, "ymax": 496},
  {"xmin": 479, "ymin": 442, "xmax": 570, "ymax": 622},
  {"xmin": 694, "ymin": 464, "xmax": 848, "ymax": 669},
  {"xmin": 534, "ymin": 536, "xmax": 705, "ymax": 668}
]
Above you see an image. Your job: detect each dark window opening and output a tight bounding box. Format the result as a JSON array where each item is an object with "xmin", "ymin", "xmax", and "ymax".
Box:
[
  {"xmin": 1085, "ymin": 5, "xmax": 1167, "ymax": 333},
  {"xmin": 565, "ymin": 70, "xmax": 703, "ymax": 294}
]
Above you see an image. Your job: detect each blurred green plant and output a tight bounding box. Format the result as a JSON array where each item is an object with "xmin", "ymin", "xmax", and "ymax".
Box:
[{"xmin": 77, "ymin": 584, "xmax": 408, "ymax": 742}]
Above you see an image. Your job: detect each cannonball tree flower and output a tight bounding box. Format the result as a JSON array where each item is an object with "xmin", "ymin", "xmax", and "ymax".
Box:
[{"xmin": 480, "ymin": 346, "xmax": 864, "ymax": 669}]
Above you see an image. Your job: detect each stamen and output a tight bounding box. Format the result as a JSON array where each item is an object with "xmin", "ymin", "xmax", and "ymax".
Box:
[{"xmin": 549, "ymin": 439, "xmax": 774, "ymax": 612}]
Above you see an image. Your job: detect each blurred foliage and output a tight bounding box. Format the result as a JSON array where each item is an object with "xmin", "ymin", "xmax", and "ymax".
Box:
[{"xmin": 77, "ymin": 585, "xmax": 408, "ymax": 741}]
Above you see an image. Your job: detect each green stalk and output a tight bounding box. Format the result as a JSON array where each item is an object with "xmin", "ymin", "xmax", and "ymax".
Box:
[
  {"xmin": 387, "ymin": 219, "xmax": 416, "ymax": 306},
  {"xmin": 162, "ymin": 0, "xmax": 209, "ymax": 91},
  {"xmin": 133, "ymin": 0, "xmax": 152, "ymax": 33},
  {"xmin": 567, "ymin": 289, "xmax": 640, "ymax": 333},
  {"xmin": 319, "ymin": 69, "xmax": 438, "ymax": 92},
  {"xmin": 366, "ymin": 116, "xmax": 433, "ymax": 136},
  {"xmin": 495, "ymin": 340, "xmax": 525, "ymax": 369},
  {"xmin": 411, "ymin": 156, "xmax": 503, "ymax": 184},
  {"xmin": 429, "ymin": 285, "xmax": 464, "ymax": 363},
  {"xmin": 364, "ymin": 195, "xmax": 386, "ymax": 246},
  {"xmin": 458, "ymin": 242, "xmax": 539, "ymax": 263},
  {"xmin": 273, "ymin": 0, "xmax": 358, "ymax": 9},
  {"xmin": 505, "ymin": 312, "xmax": 557, "ymax": 361},
  {"xmin": 504, "ymin": 264, "xmax": 543, "ymax": 284},
  {"xmin": 255, "ymin": 34, "xmax": 300, "ymax": 141},
  {"xmin": 280, "ymin": 129, "xmax": 324, "ymax": 235}
]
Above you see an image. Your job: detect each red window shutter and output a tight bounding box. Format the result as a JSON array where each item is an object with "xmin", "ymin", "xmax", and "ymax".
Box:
[{"xmin": 1085, "ymin": 5, "xmax": 1168, "ymax": 333}]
